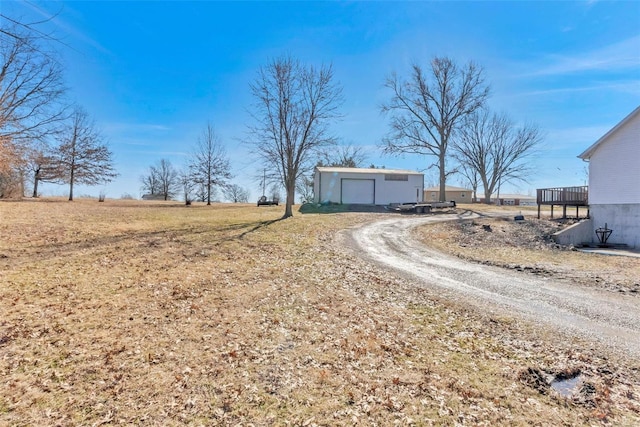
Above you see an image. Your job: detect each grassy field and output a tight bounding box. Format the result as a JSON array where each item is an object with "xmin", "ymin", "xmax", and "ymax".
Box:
[{"xmin": 1, "ymin": 199, "xmax": 638, "ymax": 426}]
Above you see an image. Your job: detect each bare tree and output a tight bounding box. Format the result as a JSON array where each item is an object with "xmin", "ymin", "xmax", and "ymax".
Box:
[
  {"xmin": 150, "ymin": 159, "xmax": 180, "ymax": 200},
  {"xmin": 193, "ymin": 182, "xmax": 208, "ymax": 203},
  {"xmin": 0, "ymin": 23, "xmax": 66, "ymax": 155},
  {"xmin": 246, "ymin": 56, "xmax": 343, "ymax": 218},
  {"xmin": 189, "ymin": 123, "xmax": 231, "ymax": 205},
  {"xmin": 456, "ymin": 161, "xmax": 481, "ymax": 203},
  {"xmin": 222, "ymin": 183, "xmax": 249, "ymax": 203},
  {"xmin": 454, "ymin": 109, "xmax": 542, "ymax": 204},
  {"xmin": 0, "ymin": 20, "xmax": 66, "ymax": 196},
  {"xmin": 381, "ymin": 57, "xmax": 489, "ymax": 202},
  {"xmin": 0, "ymin": 165, "xmax": 23, "ymax": 198},
  {"xmin": 178, "ymin": 168, "xmax": 194, "ymax": 204},
  {"xmin": 140, "ymin": 165, "xmax": 161, "ymax": 197},
  {"xmin": 53, "ymin": 108, "xmax": 117, "ymax": 201},
  {"xmin": 26, "ymin": 142, "xmax": 60, "ymax": 197},
  {"xmin": 319, "ymin": 143, "xmax": 367, "ymax": 168},
  {"xmin": 296, "ymin": 175, "xmax": 315, "ymax": 204}
]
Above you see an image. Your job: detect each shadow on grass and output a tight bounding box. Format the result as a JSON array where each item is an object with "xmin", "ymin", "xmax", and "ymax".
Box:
[
  {"xmin": 238, "ymin": 218, "xmax": 284, "ymax": 239},
  {"xmin": 3, "ymin": 218, "xmax": 287, "ymax": 268},
  {"xmin": 298, "ymin": 203, "xmax": 391, "ymax": 214}
]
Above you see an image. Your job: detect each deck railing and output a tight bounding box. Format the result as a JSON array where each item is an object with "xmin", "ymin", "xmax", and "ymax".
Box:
[{"xmin": 536, "ymin": 186, "xmax": 588, "ymax": 205}]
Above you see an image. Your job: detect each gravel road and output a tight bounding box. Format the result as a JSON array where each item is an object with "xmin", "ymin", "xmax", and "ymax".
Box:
[{"xmin": 346, "ymin": 212, "xmax": 640, "ymax": 357}]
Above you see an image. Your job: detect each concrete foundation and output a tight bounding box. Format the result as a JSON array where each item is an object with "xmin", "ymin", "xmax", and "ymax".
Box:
[
  {"xmin": 589, "ymin": 204, "xmax": 640, "ymax": 248},
  {"xmin": 552, "ymin": 219, "xmax": 593, "ymax": 246}
]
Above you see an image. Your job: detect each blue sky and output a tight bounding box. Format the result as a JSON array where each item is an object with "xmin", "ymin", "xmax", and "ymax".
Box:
[{"xmin": 4, "ymin": 1, "xmax": 639, "ymax": 200}]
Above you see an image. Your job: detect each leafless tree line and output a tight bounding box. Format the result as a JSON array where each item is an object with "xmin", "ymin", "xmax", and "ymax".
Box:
[
  {"xmin": 1, "ymin": 17, "xmax": 117, "ymax": 199},
  {"xmin": 380, "ymin": 57, "xmax": 540, "ymax": 203},
  {"xmin": 2, "ymin": 13, "xmax": 541, "ymax": 208},
  {"xmin": 247, "ymin": 55, "xmax": 540, "ymax": 214},
  {"xmin": 139, "ymin": 124, "xmax": 246, "ymax": 204},
  {"xmin": 453, "ymin": 110, "xmax": 541, "ymax": 202}
]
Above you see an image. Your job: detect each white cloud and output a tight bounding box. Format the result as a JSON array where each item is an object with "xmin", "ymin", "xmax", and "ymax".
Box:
[
  {"xmin": 531, "ymin": 35, "xmax": 640, "ymax": 76},
  {"xmin": 129, "ymin": 150, "xmax": 189, "ymax": 158},
  {"xmin": 545, "ymin": 125, "xmax": 611, "ymax": 150},
  {"xmin": 21, "ymin": 2, "xmax": 113, "ymax": 55},
  {"xmin": 102, "ymin": 122, "xmax": 172, "ymax": 134},
  {"xmin": 518, "ymin": 80, "xmax": 640, "ymax": 97}
]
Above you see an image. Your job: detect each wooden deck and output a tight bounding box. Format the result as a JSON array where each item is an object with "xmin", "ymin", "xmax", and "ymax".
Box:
[{"xmin": 537, "ymin": 186, "xmax": 588, "ymax": 219}]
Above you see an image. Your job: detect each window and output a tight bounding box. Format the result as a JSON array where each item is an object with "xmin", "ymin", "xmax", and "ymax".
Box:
[
  {"xmin": 461, "ymin": 193, "xmax": 466, "ymax": 198},
  {"xmin": 384, "ymin": 174, "xmax": 408, "ymax": 181}
]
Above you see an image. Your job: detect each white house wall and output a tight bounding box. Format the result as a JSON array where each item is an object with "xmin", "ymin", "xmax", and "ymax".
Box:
[
  {"xmin": 315, "ymin": 170, "xmax": 423, "ymax": 205},
  {"xmin": 588, "ymin": 115, "xmax": 640, "ymax": 205},
  {"xmin": 590, "ymin": 204, "xmax": 640, "ymax": 248}
]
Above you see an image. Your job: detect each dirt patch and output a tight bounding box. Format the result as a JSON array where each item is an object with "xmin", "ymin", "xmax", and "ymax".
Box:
[{"xmin": 418, "ymin": 216, "xmax": 640, "ymax": 294}]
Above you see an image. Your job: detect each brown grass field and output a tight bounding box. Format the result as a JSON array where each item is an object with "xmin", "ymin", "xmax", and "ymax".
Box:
[{"xmin": 1, "ymin": 199, "xmax": 639, "ymax": 426}]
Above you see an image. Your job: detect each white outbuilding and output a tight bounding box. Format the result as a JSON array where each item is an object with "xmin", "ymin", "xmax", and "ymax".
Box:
[{"xmin": 313, "ymin": 166, "xmax": 424, "ymax": 205}]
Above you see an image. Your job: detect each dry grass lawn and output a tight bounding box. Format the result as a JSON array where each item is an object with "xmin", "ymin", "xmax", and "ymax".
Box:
[{"xmin": 1, "ymin": 199, "xmax": 639, "ymax": 426}]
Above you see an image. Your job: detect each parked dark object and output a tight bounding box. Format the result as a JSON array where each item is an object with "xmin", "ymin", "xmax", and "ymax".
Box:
[
  {"xmin": 257, "ymin": 195, "xmax": 278, "ymax": 206},
  {"xmin": 390, "ymin": 200, "xmax": 456, "ymax": 214},
  {"xmin": 514, "ymin": 215, "xmax": 525, "ymax": 221}
]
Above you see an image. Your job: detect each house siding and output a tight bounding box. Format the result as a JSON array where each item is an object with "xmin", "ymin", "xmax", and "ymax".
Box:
[{"xmin": 588, "ymin": 114, "xmax": 640, "ymax": 205}]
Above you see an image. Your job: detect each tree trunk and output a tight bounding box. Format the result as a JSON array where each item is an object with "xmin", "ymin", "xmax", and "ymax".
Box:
[
  {"xmin": 438, "ymin": 151, "xmax": 446, "ymax": 202},
  {"xmin": 32, "ymin": 170, "xmax": 40, "ymax": 198},
  {"xmin": 207, "ymin": 181, "xmax": 211, "ymax": 206},
  {"xmin": 483, "ymin": 188, "xmax": 492, "ymax": 205},
  {"xmin": 480, "ymin": 175, "xmax": 491, "ymax": 204},
  {"xmin": 283, "ymin": 181, "xmax": 295, "ymax": 219},
  {"xmin": 19, "ymin": 170, "xmax": 25, "ymax": 198},
  {"xmin": 68, "ymin": 169, "xmax": 74, "ymax": 201}
]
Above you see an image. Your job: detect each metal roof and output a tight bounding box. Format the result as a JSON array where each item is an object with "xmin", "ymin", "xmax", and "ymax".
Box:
[{"xmin": 315, "ymin": 166, "xmax": 422, "ymax": 175}]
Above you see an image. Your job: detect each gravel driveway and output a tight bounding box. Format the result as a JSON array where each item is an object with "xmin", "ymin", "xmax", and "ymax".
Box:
[{"xmin": 346, "ymin": 212, "xmax": 640, "ymax": 357}]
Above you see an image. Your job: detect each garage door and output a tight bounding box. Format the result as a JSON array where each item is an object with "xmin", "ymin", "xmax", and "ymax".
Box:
[{"xmin": 341, "ymin": 179, "xmax": 375, "ymax": 204}]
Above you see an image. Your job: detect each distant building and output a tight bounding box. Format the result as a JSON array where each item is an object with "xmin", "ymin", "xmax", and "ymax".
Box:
[
  {"xmin": 479, "ymin": 193, "xmax": 536, "ymax": 206},
  {"xmin": 424, "ymin": 185, "xmax": 473, "ymax": 203},
  {"xmin": 314, "ymin": 167, "xmax": 424, "ymax": 205}
]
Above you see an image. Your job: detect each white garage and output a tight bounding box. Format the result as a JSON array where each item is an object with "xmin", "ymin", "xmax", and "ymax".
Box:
[{"xmin": 313, "ymin": 167, "xmax": 424, "ymax": 205}]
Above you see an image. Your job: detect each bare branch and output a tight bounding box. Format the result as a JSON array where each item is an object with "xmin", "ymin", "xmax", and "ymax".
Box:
[
  {"xmin": 140, "ymin": 159, "xmax": 181, "ymax": 201},
  {"xmin": 222, "ymin": 183, "xmax": 249, "ymax": 203},
  {"xmin": 381, "ymin": 56, "xmax": 489, "ymax": 201},
  {"xmin": 0, "ymin": 18, "xmax": 67, "ymax": 196},
  {"xmin": 453, "ymin": 109, "xmax": 543, "ymax": 203},
  {"xmin": 53, "ymin": 107, "xmax": 118, "ymax": 201},
  {"xmin": 245, "ymin": 56, "xmax": 343, "ymax": 218},
  {"xmin": 189, "ymin": 123, "xmax": 232, "ymax": 205}
]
